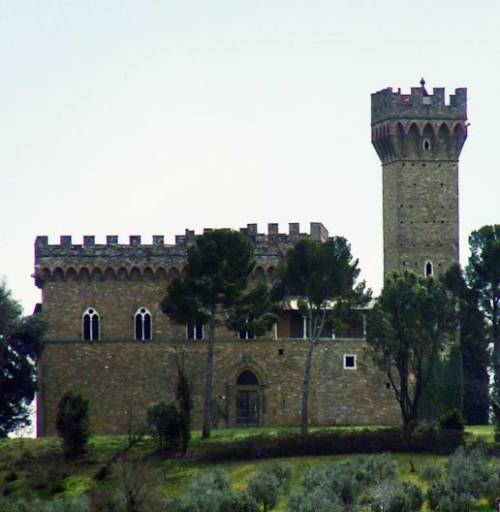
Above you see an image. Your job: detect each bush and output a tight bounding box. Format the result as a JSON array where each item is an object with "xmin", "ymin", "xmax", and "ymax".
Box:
[
  {"xmin": 195, "ymin": 427, "xmax": 463, "ymax": 463},
  {"xmin": 439, "ymin": 409, "xmax": 464, "ymax": 431},
  {"xmin": 426, "ymin": 447, "xmax": 494, "ymax": 511},
  {"xmin": 0, "ymin": 497, "xmax": 90, "ymax": 512},
  {"xmin": 89, "ymin": 458, "xmax": 165, "ymax": 512},
  {"xmin": 146, "ymin": 402, "xmax": 189, "ymax": 454},
  {"xmin": 171, "ymin": 470, "xmax": 256, "ymax": 512},
  {"xmin": 266, "ymin": 462, "xmax": 292, "ymax": 490},
  {"xmin": 248, "ymin": 472, "xmax": 280, "ymax": 512},
  {"xmin": 56, "ymin": 392, "xmax": 90, "ymax": 460},
  {"xmin": 290, "ymin": 455, "xmax": 399, "ymax": 512},
  {"xmin": 287, "ymin": 488, "xmax": 344, "ymax": 512},
  {"xmin": 419, "ymin": 463, "xmax": 442, "ymax": 482},
  {"xmin": 365, "ymin": 480, "xmax": 423, "ymax": 512}
]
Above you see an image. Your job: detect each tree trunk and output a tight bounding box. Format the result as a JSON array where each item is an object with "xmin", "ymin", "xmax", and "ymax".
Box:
[
  {"xmin": 493, "ymin": 303, "xmax": 500, "ymax": 406},
  {"xmin": 202, "ymin": 316, "xmax": 216, "ymax": 439},
  {"xmin": 301, "ymin": 338, "xmax": 315, "ymax": 436}
]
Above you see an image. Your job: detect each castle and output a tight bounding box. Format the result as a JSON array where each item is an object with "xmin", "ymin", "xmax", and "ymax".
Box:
[{"xmin": 34, "ymin": 82, "xmax": 467, "ymax": 435}]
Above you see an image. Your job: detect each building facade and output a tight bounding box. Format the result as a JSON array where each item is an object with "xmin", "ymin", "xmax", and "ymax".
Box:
[
  {"xmin": 34, "ymin": 223, "xmax": 399, "ymax": 436},
  {"xmin": 35, "ymin": 82, "xmax": 467, "ymax": 436}
]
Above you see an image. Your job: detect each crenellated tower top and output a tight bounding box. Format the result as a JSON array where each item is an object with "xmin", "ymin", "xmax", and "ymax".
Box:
[
  {"xmin": 371, "ymin": 81, "xmax": 468, "ymax": 165},
  {"xmin": 371, "ymin": 81, "xmax": 467, "ymax": 124}
]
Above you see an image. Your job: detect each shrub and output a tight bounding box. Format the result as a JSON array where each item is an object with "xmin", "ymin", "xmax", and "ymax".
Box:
[
  {"xmin": 195, "ymin": 427, "xmax": 463, "ymax": 463},
  {"xmin": 291, "ymin": 455, "xmax": 399, "ymax": 511},
  {"xmin": 229, "ymin": 493, "xmax": 259, "ymax": 512},
  {"xmin": 0, "ymin": 497, "xmax": 90, "ymax": 512},
  {"xmin": 446, "ymin": 447, "xmax": 489, "ymax": 498},
  {"xmin": 426, "ymin": 447, "xmax": 494, "ymax": 511},
  {"xmin": 419, "ymin": 463, "xmax": 442, "ymax": 482},
  {"xmin": 287, "ymin": 488, "xmax": 344, "ymax": 512},
  {"xmin": 439, "ymin": 409, "xmax": 464, "ymax": 431},
  {"xmin": 56, "ymin": 391, "xmax": 90, "ymax": 460},
  {"xmin": 146, "ymin": 402, "xmax": 189, "ymax": 453},
  {"xmin": 365, "ymin": 480, "xmax": 423, "ymax": 512},
  {"xmin": 248, "ymin": 471, "xmax": 280, "ymax": 512},
  {"xmin": 172, "ymin": 470, "xmax": 255, "ymax": 512},
  {"xmin": 89, "ymin": 458, "xmax": 164, "ymax": 512},
  {"xmin": 46, "ymin": 497, "xmax": 90, "ymax": 512}
]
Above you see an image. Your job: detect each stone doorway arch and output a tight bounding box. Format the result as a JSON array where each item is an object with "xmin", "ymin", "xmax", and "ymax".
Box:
[{"xmin": 235, "ymin": 369, "xmax": 261, "ymax": 427}]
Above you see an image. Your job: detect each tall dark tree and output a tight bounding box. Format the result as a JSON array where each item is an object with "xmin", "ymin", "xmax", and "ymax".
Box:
[
  {"xmin": 366, "ymin": 272, "xmax": 456, "ymax": 430},
  {"xmin": 442, "ymin": 263, "xmax": 489, "ymax": 425},
  {"xmin": 276, "ymin": 237, "xmax": 366, "ymax": 435},
  {"xmin": 161, "ymin": 229, "xmax": 276, "ymax": 438},
  {"xmin": 466, "ymin": 225, "xmax": 500, "ymax": 427},
  {"xmin": 0, "ymin": 281, "xmax": 46, "ymax": 437}
]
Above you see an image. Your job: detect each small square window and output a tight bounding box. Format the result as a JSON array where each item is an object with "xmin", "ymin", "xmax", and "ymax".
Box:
[{"xmin": 343, "ymin": 354, "xmax": 357, "ymax": 370}]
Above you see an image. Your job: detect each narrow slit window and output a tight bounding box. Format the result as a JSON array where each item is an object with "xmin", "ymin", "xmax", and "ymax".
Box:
[
  {"xmin": 83, "ymin": 308, "xmax": 99, "ymax": 341},
  {"xmin": 425, "ymin": 261, "xmax": 433, "ymax": 277},
  {"xmin": 135, "ymin": 307, "xmax": 152, "ymax": 340}
]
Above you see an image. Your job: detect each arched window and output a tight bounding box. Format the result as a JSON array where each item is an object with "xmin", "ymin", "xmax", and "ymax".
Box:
[
  {"xmin": 425, "ymin": 261, "xmax": 433, "ymax": 277},
  {"xmin": 135, "ymin": 307, "xmax": 152, "ymax": 340},
  {"xmin": 83, "ymin": 308, "xmax": 99, "ymax": 341},
  {"xmin": 236, "ymin": 370, "xmax": 259, "ymax": 385}
]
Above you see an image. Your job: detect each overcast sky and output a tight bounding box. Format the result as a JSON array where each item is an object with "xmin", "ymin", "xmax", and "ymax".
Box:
[{"xmin": 1, "ymin": 1, "xmax": 499, "ymax": 313}]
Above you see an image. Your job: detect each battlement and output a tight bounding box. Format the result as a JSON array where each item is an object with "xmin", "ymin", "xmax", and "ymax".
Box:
[
  {"xmin": 35, "ymin": 222, "xmax": 328, "ymax": 260},
  {"xmin": 371, "ymin": 81, "xmax": 467, "ymax": 125}
]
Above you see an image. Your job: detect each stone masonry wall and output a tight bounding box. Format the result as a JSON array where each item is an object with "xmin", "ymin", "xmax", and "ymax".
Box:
[
  {"xmin": 34, "ymin": 221, "xmax": 400, "ymax": 435},
  {"xmin": 383, "ymin": 160, "xmax": 459, "ymax": 275},
  {"xmin": 38, "ymin": 338, "xmax": 400, "ymax": 436}
]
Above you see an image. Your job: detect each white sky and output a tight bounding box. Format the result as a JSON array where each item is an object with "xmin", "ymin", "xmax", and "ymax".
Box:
[{"xmin": 1, "ymin": 1, "xmax": 499, "ymax": 313}]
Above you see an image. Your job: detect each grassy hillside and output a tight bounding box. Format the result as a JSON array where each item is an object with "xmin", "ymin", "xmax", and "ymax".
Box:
[{"xmin": 0, "ymin": 426, "xmax": 496, "ymax": 510}]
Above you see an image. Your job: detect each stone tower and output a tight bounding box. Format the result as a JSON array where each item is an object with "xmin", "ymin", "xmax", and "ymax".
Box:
[{"xmin": 371, "ymin": 80, "xmax": 468, "ymax": 278}]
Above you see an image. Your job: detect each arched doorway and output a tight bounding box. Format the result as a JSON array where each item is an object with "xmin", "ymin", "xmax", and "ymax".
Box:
[{"xmin": 235, "ymin": 370, "xmax": 260, "ymax": 427}]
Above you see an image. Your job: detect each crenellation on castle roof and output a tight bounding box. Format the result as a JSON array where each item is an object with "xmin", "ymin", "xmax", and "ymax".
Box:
[
  {"xmin": 371, "ymin": 84, "xmax": 467, "ymax": 124},
  {"xmin": 33, "ymin": 222, "xmax": 329, "ymax": 286}
]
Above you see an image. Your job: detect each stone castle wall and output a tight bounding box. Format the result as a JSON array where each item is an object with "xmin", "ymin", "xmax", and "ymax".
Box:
[
  {"xmin": 38, "ymin": 338, "xmax": 399, "ymax": 436},
  {"xmin": 35, "ymin": 221, "xmax": 402, "ymax": 435}
]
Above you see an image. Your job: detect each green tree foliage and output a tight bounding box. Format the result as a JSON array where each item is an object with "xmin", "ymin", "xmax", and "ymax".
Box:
[
  {"xmin": 419, "ymin": 345, "xmax": 463, "ymax": 422},
  {"xmin": 425, "ymin": 447, "xmax": 499, "ymax": 511},
  {"xmin": 276, "ymin": 237, "xmax": 367, "ymax": 435},
  {"xmin": 287, "ymin": 455, "xmax": 409, "ymax": 512},
  {"xmin": 466, "ymin": 225, "xmax": 500, "ymax": 427},
  {"xmin": 146, "ymin": 401, "xmax": 189, "ymax": 454},
  {"xmin": 171, "ymin": 469, "xmax": 258, "ymax": 512},
  {"xmin": 56, "ymin": 391, "xmax": 90, "ymax": 460},
  {"xmin": 162, "ymin": 229, "xmax": 276, "ymax": 438},
  {"xmin": 175, "ymin": 356, "xmax": 192, "ymax": 454},
  {"xmin": 247, "ymin": 463, "xmax": 291, "ymax": 512},
  {"xmin": 443, "ymin": 263, "xmax": 489, "ymax": 425},
  {"xmin": 366, "ymin": 272, "xmax": 456, "ymax": 429},
  {"xmin": 439, "ymin": 408, "xmax": 464, "ymax": 431},
  {"xmin": 0, "ymin": 281, "xmax": 46, "ymax": 437}
]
